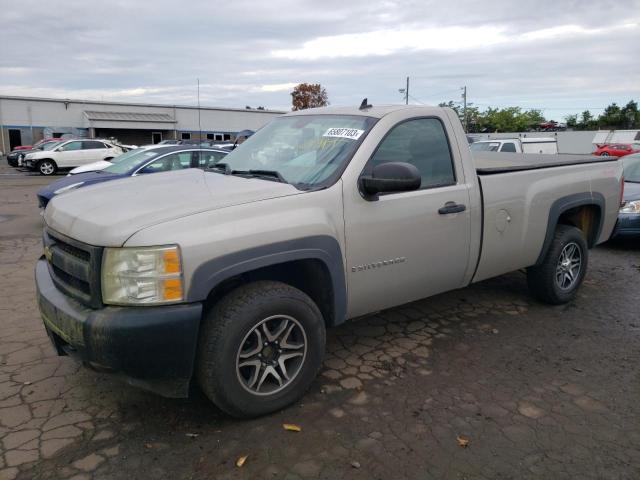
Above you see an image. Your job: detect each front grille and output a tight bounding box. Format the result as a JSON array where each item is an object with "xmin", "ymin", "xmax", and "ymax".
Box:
[{"xmin": 43, "ymin": 228, "xmax": 103, "ymax": 308}]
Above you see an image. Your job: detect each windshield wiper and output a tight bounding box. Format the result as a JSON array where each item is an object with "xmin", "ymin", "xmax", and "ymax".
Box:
[
  {"xmin": 207, "ymin": 163, "xmax": 285, "ymax": 183},
  {"xmin": 208, "ymin": 162, "xmax": 231, "ymax": 174},
  {"xmin": 231, "ymin": 169, "xmax": 286, "ymax": 183}
]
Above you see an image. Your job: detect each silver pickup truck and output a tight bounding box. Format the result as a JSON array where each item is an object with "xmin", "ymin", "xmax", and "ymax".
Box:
[{"xmin": 36, "ymin": 104, "xmax": 623, "ymax": 417}]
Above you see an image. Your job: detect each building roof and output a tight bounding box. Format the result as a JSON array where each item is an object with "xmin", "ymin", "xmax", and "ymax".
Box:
[
  {"xmin": 84, "ymin": 111, "xmax": 176, "ymax": 123},
  {"xmin": 0, "ymin": 95, "xmax": 286, "ymax": 114}
]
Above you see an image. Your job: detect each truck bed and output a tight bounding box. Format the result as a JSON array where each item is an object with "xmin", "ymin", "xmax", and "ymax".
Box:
[{"xmin": 472, "ymin": 152, "xmax": 618, "ymax": 175}]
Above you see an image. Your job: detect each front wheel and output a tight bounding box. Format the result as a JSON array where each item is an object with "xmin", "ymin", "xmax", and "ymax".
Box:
[
  {"xmin": 600, "ymin": 152, "xmax": 610, "ymax": 157},
  {"xmin": 197, "ymin": 281, "xmax": 326, "ymax": 417},
  {"xmin": 37, "ymin": 159, "xmax": 57, "ymax": 176},
  {"xmin": 527, "ymin": 225, "xmax": 588, "ymax": 304}
]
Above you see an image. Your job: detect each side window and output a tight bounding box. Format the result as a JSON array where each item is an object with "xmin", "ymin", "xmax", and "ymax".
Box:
[
  {"xmin": 197, "ymin": 151, "xmax": 227, "ymax": 168},
  {"xmin": 368, "ymin": 118, "xmax": 455, "ymax": 189},
  {"xmin": 500, "ymin": 142, "xmax": 517, "ymax": 152},
  {"xmin": 82, "ymin": 141, "xmax": 107, "ymax": 150},
  {"xmin": 139, "ymin": 152, "xmax": 193, "ymax": 174},
  {"xmin": 61, "ymin": 141, "xmax": 82, "ymax": 151}
]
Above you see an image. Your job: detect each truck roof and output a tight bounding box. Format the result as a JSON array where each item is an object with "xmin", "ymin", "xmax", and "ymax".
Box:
[{"xmin": 283, "ymin": 104, "xmax": 446, "ymax": 119}]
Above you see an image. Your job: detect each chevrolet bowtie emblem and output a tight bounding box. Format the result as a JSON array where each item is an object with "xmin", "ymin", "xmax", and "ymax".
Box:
[{"xmin": 44, "ymin": 246, "xmax": 52, "ymax": 263}]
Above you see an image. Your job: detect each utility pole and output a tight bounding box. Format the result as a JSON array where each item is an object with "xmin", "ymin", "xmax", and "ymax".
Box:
[
  {"xmin": 461, "ymin": 86, "xmax": 468, "ymax": 133},
  {"xmin": 405, "ymin": 76, "xmax": 409, "ymax": 105},
  {"xmin": 197, "ymin": 78, "xmax": 202, "ymax": 141}
]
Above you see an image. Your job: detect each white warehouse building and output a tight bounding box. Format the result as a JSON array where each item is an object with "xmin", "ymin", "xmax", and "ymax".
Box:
[{"xmin": 0, "ymin": 95, "xmax": 285, "ymax": 153}]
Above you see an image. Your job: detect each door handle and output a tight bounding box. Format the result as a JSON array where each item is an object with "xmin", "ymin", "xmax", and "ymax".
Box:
[{"xmin": 438, "ymin": 201, "xmax": 466, "ymax": 215}]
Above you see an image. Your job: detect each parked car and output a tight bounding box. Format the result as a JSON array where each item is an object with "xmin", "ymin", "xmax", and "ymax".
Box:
[
  {"xmin": 35, "ymin": 104, "xmax": 622, "ymax": 417},
  {"xmin": 67, "ymin": 145, "xmax": 158, "ymax": 175},
  {"xmin": 24, "ymin": 139, "xmax": 123, "ymax": 175},
  {"xmin": 470, "ymin": 137, "xmax": 558, "ymax": 154},
  {"xmin": 37, "ymin": 146, "xmax": 228, "ymax": 207},
  {"xmin": 7, "ymin": 140, "xmax": 64, "ymax": 167},
  {"xmin": 612, "ymin": 153, "xmax": 640, "ymax": 237},
  {"xmin": 537, "ymin": 121, "xmax": 566, "ymax": 132},
  {"xmin": 593, "ymin": 143, "xmax": 640, "ymax": 157}
]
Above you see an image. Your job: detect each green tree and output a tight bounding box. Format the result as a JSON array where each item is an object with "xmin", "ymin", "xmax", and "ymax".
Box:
[
  {"xmin": 621, "ymin": 100, "xmax": 639, "ymax": 129},
  {"xmin": 599, "ymin": 103, "xmax": 623, "ymax": 128}
]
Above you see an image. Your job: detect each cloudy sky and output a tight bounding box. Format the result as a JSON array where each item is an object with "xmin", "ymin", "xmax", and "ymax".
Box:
[{"xmin": 1, "ymin": 0, "xmax": 639, "ymax": 120}]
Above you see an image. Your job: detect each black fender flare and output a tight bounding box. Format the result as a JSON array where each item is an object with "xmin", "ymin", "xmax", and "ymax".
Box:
[
  {"xmin": 535, "ymin": 192, "xmax": 605, "ymax": 266},
  {"xmin": 187, "ymin": 235, "xmax": 347, "ymax": 326}
]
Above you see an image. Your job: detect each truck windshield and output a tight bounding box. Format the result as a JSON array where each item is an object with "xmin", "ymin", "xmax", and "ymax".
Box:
[
  {"xmin": 216, "ymin": 115, "xmax": 377, "ymax": 189},
  {"xmin": 623, "ymin": 154, "xmax": 640, "ymax": 182},
  {"xmin": 470, "ymin": 142, "xmax": 500, "ymax": 152}
]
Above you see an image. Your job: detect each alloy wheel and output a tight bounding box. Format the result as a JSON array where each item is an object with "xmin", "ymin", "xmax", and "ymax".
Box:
[
  {"xmin": 236, "ymin": 315, "xmax": 307, "ymax": 396},
  {"xmin": 40, "ymin": 161, "xmax": 54, "ymax": 175},
  {"xmin": 555, "ymin": 242, "xmax": 582, "ymax": 290}
]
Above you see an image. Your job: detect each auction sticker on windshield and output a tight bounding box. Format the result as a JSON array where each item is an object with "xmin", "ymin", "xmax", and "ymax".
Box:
[{"xmin": 323, "ymin": 128, "xmax": 365, "ymax": 140}]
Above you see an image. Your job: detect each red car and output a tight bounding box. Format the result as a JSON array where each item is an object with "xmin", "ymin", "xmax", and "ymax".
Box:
[{"xmin": 594, "ymin": 143, "xmax": 640, "ymax": 157}]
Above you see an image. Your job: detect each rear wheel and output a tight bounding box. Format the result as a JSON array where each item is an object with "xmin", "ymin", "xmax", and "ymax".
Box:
[
  {"xmin": 527, "ymin": 225, "xmax": 588, "ymax": 304},
  {"xmin": 37, "ymin": 159, "xmax": 57, "ymax": 176},
  {"xmin": 600, "ymin": 152, "xmax": 609, "ymax": 156},
  {"xmin": 197, "ymin": 281, "xmax": 326, "ymax": 417}
]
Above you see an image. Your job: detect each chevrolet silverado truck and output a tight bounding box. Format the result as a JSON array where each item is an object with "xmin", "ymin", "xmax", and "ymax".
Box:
[{"xmin": 36, "ymin": 104, "xmax": 623, "ymax": 417}]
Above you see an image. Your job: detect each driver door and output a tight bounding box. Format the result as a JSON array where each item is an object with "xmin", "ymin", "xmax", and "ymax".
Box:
[{"xmin": 343, "ymin": 117, "xmax": 472, "ymax": 318}]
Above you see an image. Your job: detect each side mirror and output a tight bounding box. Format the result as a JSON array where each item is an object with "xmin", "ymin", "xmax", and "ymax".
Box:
[
  {"xmin": 359, "ymin": 162, "xmax": 421, "ymax": 200},
  {"xmin": 55, "ymin": 147, "xmax": 63, "ymax": 152}
]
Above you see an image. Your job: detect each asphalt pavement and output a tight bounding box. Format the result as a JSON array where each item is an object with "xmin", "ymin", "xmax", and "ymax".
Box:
[{"xmin": 1, "ymin": 161, "xmax": 639, "ymax": 480}]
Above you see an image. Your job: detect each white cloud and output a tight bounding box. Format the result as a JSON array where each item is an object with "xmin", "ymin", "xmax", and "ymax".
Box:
[{"xmin": 272, "ymin": 26, "xmax": 509, "ymax": 59}]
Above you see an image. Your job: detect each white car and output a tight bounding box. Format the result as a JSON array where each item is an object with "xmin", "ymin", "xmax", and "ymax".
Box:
[{"xmin": 24, "ymin": 139, "xmax": 123, "ymax": 176}]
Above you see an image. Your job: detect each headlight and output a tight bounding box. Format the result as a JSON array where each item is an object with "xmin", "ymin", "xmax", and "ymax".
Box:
[
  {"xmin": 620, "ymin": 200, "xmax": 640, "ymax": 214},
  {"xmin": 53, "ymin": 182, "xmax": 84, "ymax": 195},
  {"xmin": 102, "ymin": 245, "xmax": 184, "ymax": 305},
  {"xmin": 25, "ymin": 153, "xmax": 34, "ymax": 159}
]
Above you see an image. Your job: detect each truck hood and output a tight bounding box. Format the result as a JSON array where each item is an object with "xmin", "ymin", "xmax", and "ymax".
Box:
[{"xmin": 45, "ymin": 169, "xmax": 302, "ymax": 246}]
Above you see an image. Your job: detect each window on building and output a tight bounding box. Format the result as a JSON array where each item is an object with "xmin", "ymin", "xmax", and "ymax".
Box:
[
  {"xmin": 223, "ymin": 134, "xmax": 231, "ymax": 141},
  {"xmin": 368, "ymin": 118, "xmax": 455, "ymax": 189},
  {"xmin": 206, "ymin": 133, "xmax": 214, "ymax": 140},
  {"xmin": 181, "ymin": 132, "xmax": 191, "ymax": 140},
  {"xmin": 214, "ymin": 134, "xmax": 224, "ymax": 141}
]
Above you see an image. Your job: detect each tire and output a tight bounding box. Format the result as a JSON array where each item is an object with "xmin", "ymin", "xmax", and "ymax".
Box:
[
  {"xmin": 527, "ymin": 225, "xmax": 588, "ymax": 304},
  {"xmin": 196, "ymin": 281, "xmax": 326, "ymax": 417},
  {"xmin": 600, "ymin": 152, "xmax": 609, "ymax": 157},
  {"xmin": 37, "ymin": 159, "xmax": 57, "ymax": 176}
]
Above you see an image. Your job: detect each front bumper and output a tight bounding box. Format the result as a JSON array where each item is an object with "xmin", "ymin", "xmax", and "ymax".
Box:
[
  {"xmin": 612, "ymin": 213, "xmax": 640, "ymax": 238},
  {"xmin": 7, "ymin": 154, "xmax": 21, "ymax": 167},
  {"xmin": 35, "ymin": 259, "xmax": 203, "ymax": 398}
]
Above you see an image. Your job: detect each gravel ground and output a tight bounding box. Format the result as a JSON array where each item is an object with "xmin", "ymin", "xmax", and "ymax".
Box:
[{"xmin": 1, "ymin": 161, "xmax": 639, "ymax": 480}]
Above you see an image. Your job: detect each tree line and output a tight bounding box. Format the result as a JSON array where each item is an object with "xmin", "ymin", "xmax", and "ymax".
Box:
[
  {"xmin": 288, "ymin": 84, "xmax": 639, "ymax": 133},
  {"xmin": 565, "ymin": 101, "xmax": 639, "ymax": 130}
]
